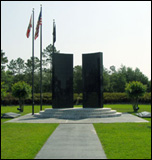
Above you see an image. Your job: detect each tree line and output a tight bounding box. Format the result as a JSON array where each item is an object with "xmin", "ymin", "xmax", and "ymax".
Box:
[
  {"xmin": 73, "ymin": 65, "xmax": 151, "ymax": 93},
  {"xmin": 1, "ymin": 45, "xmax": 151, "ymax": 94}
]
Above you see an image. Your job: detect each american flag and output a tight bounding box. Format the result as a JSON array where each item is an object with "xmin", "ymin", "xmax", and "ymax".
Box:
[
  {"xmin": 26, "ymin": 14, "xmax": 32, "ymax": 38},
  {"xmin": 35, "ymin": 10, "xmax": 42, "ymax": 40}
]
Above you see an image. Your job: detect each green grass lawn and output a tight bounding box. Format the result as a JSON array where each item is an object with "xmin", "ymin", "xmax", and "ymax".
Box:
[
  {"xmin": 1, "ymin": 105, "xmax": 52, "ymax": 116},
  {"xmin": 94, "ymin": 122, "xmax": 151, "ymax": 159},
  {"xmin": 94, "ymin": 104, "xmax": 151, "ymax": 159},
  {"xmin": 1, "ymin": 123, "xmax": 58, "ymax": 159},
  {"xmin": 1, "ymin": 105, "xmax": 56, "ymax": 159},
  {"xmin": 1, "ymin": 104, "xmax": 151, "ymax": 159},
  {"xmin": 1, "ymin": 104, "xmax": 151, "ymax": 117},
  {"xmin": 1, "ymin": 105, "xmax": 52, "ymax": 123},
  {"xmin": 104, "ymin": 104, "xmax": 151, "ymax": 113}
]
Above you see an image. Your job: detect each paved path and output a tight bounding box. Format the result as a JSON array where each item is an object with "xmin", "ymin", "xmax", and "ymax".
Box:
[{"xmin": 35, "ymin": 124, "xmax": 107, "ymax": 159}]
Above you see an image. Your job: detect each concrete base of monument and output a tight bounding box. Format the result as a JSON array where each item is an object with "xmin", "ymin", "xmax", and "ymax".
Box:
[{"xmin": 38, "ymin": 108, "xmax": 122, "ymax": 119}]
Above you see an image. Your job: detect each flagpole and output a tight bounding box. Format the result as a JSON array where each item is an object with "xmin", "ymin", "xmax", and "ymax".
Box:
[
  {"xmin": 53, "ymin": 19, "xmax": 55, "ymax": 54},
  {"xmin": 52, "ymin": 19, "xmax": 55, "ymax": 107},
  {"xmin": 40, "ymin": 5, "xmax": 42, "ymax": 111},
  {"xmin": 32, "ymin": 8, "xmax": 34, "ymax": 115}
]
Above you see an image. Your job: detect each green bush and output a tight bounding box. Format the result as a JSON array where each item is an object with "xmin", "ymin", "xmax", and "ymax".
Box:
[
  {"xmin": 11, "ymin": 81, "xmax": 31, "ymax": 112},
  {"xmin": 125, "ymin": 81, "xmax": 147, "ymax": 112},
  {"xmin": 38, "ymin": 93, "xmax": 52, "ymax": 104},
  {"xmin": 140, "ymin": 92, "xmax": 151, "ymax": 103},
  {"xmin": 1, "ymin": 82, "xmax": 8, "ymax": 99},
  {"xmin": 73, "ymin": 93, "xmax": 83, "ymax": 104},
  {"xmin": 103, "ymin": 92, "xmax": 129, "ymax": 104},
  {"xmin": 1, "ymin": 92, "xmax": 151, "ymax": 106},
  {"xmin": 1, "ymin": 93, "xmax": 18, "ymax": 105}
]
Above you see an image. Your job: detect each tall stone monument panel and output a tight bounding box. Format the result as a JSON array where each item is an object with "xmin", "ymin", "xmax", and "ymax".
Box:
[
  {"xmin": 82, "ymin": 52, "xmax": 103, "ymax": 108},
  {"xmin": 52, "ymin": 53, "xmax": 73, "ymax": 108}
]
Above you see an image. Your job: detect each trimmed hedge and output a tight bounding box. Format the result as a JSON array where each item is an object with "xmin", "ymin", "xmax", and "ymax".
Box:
[
  {"xmin": 104, "ymin": 92, "xmax": 151, "ymax": 104},
  {"xmin": 104, "ymin": 93, "xmax": 129, "ymax": 104},
  {"xmin": 1, "ymin": 92, "xmax": 151, "ymax": 106},
  {"xmin": 1, "ymin": 93, "xmax": 18, "ymax": 105}
]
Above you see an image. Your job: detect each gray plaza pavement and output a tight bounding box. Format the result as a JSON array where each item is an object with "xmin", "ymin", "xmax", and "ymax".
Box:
[
  {"xmin": 5, "ymin": 113, "xmax": 149, "ymax": 159},
  {"xmin": 6, "ymin": 112, "xmax": 149, "ymax": 123}
]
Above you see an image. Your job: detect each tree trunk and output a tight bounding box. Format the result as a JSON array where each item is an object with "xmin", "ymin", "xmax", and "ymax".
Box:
[
  {"xmin": 132, "ymin": 98, "xmax": 139, "ymax": 112},
  {"xmin": 19, "ymin": 98, "xmax": 24, "ymax": 112}
]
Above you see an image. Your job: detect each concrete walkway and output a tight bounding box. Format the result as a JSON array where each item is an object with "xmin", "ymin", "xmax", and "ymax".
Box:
[{"xmin": 35, "ymin": 124, "xmax": 107, "ymax": 159}]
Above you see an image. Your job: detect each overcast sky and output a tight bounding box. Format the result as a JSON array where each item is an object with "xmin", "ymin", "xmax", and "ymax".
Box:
[{"xmin": 1, "ymin": 1, "xmax": 151, "ymax": 80}]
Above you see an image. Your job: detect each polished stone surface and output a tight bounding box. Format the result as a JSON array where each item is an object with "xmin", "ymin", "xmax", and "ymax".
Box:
[
  {"xmin": 52, "ymin": 53, "xmax": 73, "ymax": 108},
  {"xmin": 82, "ymin": 52, "xmax": 103, "ymax": 108}
]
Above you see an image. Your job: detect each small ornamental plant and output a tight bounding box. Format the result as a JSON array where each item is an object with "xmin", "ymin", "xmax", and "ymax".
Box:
[
  {"xmin": 125, "ymin": 81, "xmax": 147, "ymax": 112},
  {"xmin": 12, "ymin": 81, "xmax": 31, "ymax": 112}
]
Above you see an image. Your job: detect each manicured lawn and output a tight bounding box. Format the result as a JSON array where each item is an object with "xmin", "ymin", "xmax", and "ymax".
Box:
[
  {"xmin": 1, "ymin": 123, "xmax": 58, "ymax": 159},
  {"xmin": 1, "ymin": 105, "xmax": 56, "ymax": 159},
  {"xmin": 94, "ymin": 122, "xmax": 151, "ymax": 159},
  {"xmin": 104, "ymin": 104, "xmax": 151, "ymax": 113},
  {"xmin": 93, "ymin": 104, "xmax": 151, "ymax": 159},
  {"xmin": 1, "ymin": 105, "xmax": 52, "ymax": 123},
  {"xmin": 1, "ymin": 105, "xmax": 52, "ymax": 116}
]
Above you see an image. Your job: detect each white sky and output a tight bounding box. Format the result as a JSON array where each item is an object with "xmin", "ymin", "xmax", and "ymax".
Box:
[{"xmin": 1, "ymin": 1, "xmax": 151, "ymax": 80}]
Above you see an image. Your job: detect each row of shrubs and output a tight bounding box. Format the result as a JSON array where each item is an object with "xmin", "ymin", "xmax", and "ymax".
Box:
[
  {"xmin": 74, "ymin": 92, "xmax": 151, "ymax": 104},
  {"xmin": 1, "ymin": 92, "xmax": 151, "ymax": 106}
]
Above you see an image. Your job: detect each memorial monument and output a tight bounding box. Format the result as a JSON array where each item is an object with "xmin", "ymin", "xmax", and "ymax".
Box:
[
  {"xmin": 52, "ymin": 53, "xmax": 73, "ymax": 108},
  {"xmin": 52, "ymin": 52, "xmax": 103, "ymax": 108},
  {"xmin": 40, "ymin": 51, "xmax": 122, "ymax": 118},
  {"xmin": 82, "ymin": 52, "xmax": 103, "ymax": 108}
]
